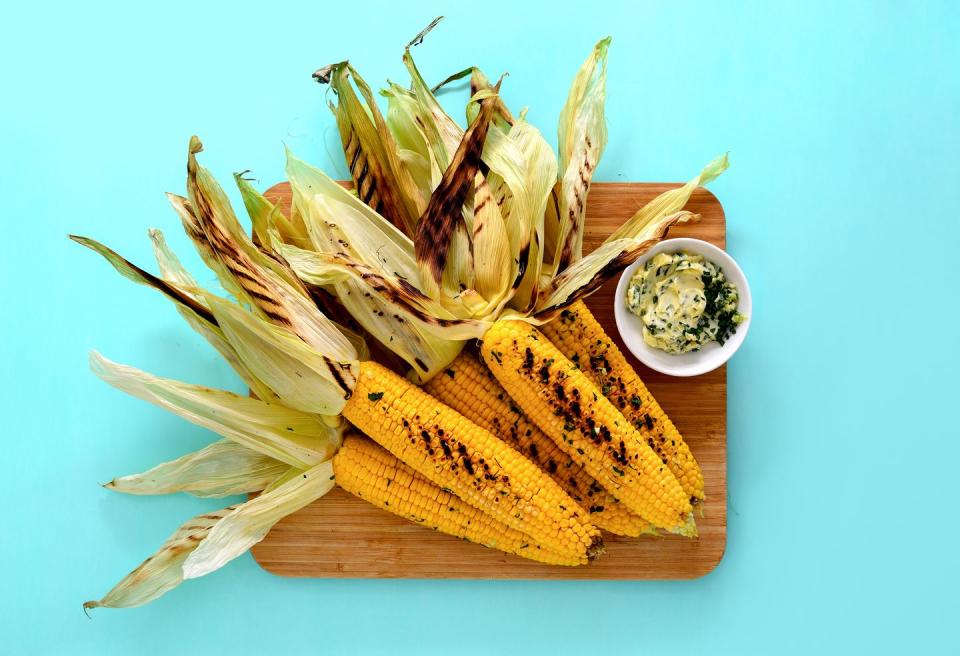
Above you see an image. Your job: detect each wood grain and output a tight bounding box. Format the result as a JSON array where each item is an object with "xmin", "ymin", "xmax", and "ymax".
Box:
[{"xmin": 251, "ymin": 182, "xmax": 726, "ymax": 579}]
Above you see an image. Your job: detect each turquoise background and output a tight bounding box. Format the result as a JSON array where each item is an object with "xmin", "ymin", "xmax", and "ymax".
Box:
[{"xmin": 3, "ymin": 0, "xmax": 958, "ymax": 653}]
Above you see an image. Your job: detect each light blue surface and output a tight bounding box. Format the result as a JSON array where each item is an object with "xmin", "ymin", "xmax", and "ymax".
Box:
[{"xmin": 3, "ymin": 1, "xmax": 958, "ymax": 653}]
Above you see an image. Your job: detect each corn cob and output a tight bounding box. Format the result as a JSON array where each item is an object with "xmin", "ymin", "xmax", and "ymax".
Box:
[
  {"xmin": 425, "ymin": 350, "xmax": 654, "ymax": 537},
  {"xmin": 541, "ymin": 301, "xmax": 705, "ymax": 504},
  {"xmin": 343, "ymin": 360, "xmax": 604, "ymax": 562},
  {"xmin": 480, "ymin": 319, "xmax": 694, "ymax": 535},
  {"xmin": 334, "ymin": 434, "xmax": 582, "ymax": 565}
]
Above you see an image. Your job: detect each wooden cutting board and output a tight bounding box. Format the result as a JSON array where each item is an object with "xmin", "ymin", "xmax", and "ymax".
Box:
[{"xmin": 252, "ymin": 182, "xmax": 727, "ymax": 579}]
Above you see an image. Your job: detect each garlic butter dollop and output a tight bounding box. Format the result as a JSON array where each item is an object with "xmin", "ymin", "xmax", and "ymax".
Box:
[{"xmin": 625, "ymin": 251, "xmax": 745, "ymax": 354}]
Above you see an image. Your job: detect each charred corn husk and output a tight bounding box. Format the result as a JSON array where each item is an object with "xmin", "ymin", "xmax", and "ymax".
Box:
[
  {"xmin": 541, "ymin": 300, "xmax": 705, "ymax": 504},
  {"xmin": 334, "ymin": 434, "xmax": 582, "ymax": 565},
  {"xmin": 425, "ymin": 350, "xmax": 654, "ymax": 537},
  {"xmin": 480, "ymin": 319, "xmax": 694, "ymax": 535},
  {"xmin": 343, "ymin": 360, "xmax": 604, "ymax": 562}
]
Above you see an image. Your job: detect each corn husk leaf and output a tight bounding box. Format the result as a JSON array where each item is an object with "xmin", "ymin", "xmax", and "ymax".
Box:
[
  {"xmin": 183, "ymin": 142, "xmax": 360, "ymax": 364},
  {"xmin": 541, "ymin": 182, "xmax": 562, "ymax": 269},
  {"xmin": 69, "ymin": 235, "xmax": 215, "ymax": 324},
  {"xmin": 204, "ymin": 295, "xmax": 357, "ymax": 414},
  {"xmin": 147, "ymin": 228, "xmax": 201, "ymax": 291},
  {"xmin": 470, "ymin": 172, "xmax": 512, "ymax": 309},
  {"xmin": 335, "ymin": 277, "xmax": 466, "ymax": 381},
  {"xmin": 414, "ymin": 95, "xmax": 496, "ymax": 298},
  {"xmin": 283, "ymin": 246, "xmax": 486, "ymax": 335},
  {"xmin": 91, "ymin": 351, "xmax": 341, "ymax": 469},
  {"xmin": 402, "ymin": 45, "xmax": 463, "ymax": 170},
  {"xmin": 554, "ymin": 37, "xmax": 610, "ymax": 273},
  {"xmin": 468, "ymin": 68, "xmax": 515, "ymax": 129},
  {"xmin": 234, "ymin": 173, "xmax": 308, "ymax": 249},
  {"xmin": 534, "ymin": 211, "xmax": 698, "ymax": 317},
  {"xmin": 105, "ymin": 440, "xmax": 289, "ymax": 498},
  {"xmin": 286, "ymin": 150, "xmax": 421, "ymax": 282},
  {"xmin": 146, "ymin": 229, "xmax": 281, "ymax": 403},
  {"xmin": 535, "ymin": 155, "xmax": 728, "ymax": 316},
  {"xmin": 319, "ymin": 63, "xmax": 427, "ymax": 235},
  {"xmin": 280, "ymin": 245, "xmax": 475, "ymax": 377},
  {"xmin": 182, "ymin": 460, "xmax": 335, "ymax": 579},
  {"xmin": 260, "ymin": 465, "xmax": 304, "ymax": 494},
  {"xmin": 382, "ymin": 82, "xmax": 441, "ymax": 197},
  {"xmin": 430, "ymin": 65, "xmax": 473, "ymax": 94},
  {"xmin": 165, "ymin": 193, "xmax": 246, "ymax": 301},
  {"xmin": 606, "ymin": 153, "xmax": 729, "ymax": 243},
  {"xmin": 72, "ymin": 232, "xmax": 285, "ymax": 404},
  {"xmin": 481, "ymin": 119, "xmax": 558, "ymax": 312},
  {"xmin": 285, "ymin": 151, "xmax": 483, "ymax": 372},
  {"xmin": 184, "ymin": 139, "xmax": 354, "ymax": 358},
  {"xmin": 84, "ymin": 506, "xmax": 236, "ymax": 610}
]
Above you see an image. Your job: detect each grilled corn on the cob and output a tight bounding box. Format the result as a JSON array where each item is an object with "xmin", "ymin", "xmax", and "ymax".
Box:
[
  {"xmin": 344, "ymin": 360, "xmax": 604, "ymax": 562},
  {"xmin": 425, "ymin": 350, "xmax": 654, "ymax": 537},
  {"xmin": 541, "ymin": 300, "xmax": 705, "ymax": 503},
  {"xmin": 480, "ymin": 319, "xmax": 694, "ymax": 535},
  {"xmin": 334, "ymin": 434, "xmax": 584, "ymax": 565}
]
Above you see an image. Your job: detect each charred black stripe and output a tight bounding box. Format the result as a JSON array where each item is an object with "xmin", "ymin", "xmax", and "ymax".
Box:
[
  {"xmin": 228, "ymin": 267, "xmax": 269, "ymax": 292},
  {"xmin": 511, "ymin": 242, "xmax": 531, "ymax": 289},
  {"xmin": 355, "ymin": 162, "xmax": 370, "ymax": 197},
  {"xmin": 71, "ymin": 236, "xmax": 219, "ymax": 326},
  {"xmin": 361, "ymin": 176, "xmax": 379, "ymax": 208},
  {"xmin": 347, "ymin": 133, "xmax": 361, "ymax": 171},
  {"xmin": 323, "ymin": 355, "xmax": 353, "ymax": 399},
  {"xmin": 549, "ymin": 185, "xmax": 560, "ymax": 215},
  {"xmin": 474, "ymin": 195, "xmax": 491, "ymax": 215},
  {"xmin": 261, "ymin": 308, "xmax": 293, "ymax": 326},
  {"xmin": 242, "ymin": 287, "xmax": 275, "ymax": 305}
]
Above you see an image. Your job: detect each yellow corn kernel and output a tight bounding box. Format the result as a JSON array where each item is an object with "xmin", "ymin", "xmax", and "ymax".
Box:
[
  {"xmin": 481, "ymin": 319, "xmax": 694, "ymax": 535},
  {"xmin": 334, "ymin": 434, "xmax": 582, "ymax": 565},
  {"xmin": 343, "ymin": 360, "xmax": 604, "ymax": 562},
  {"xmin": 425, "ymin": 350, "xmax": 655, "ymax": 537},
  {"xmin": 541, "ymin": 301, "xmax": 705, "ymax": 503}
]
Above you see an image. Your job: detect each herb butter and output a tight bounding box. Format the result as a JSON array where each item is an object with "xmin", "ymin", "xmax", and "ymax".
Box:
[{"xmin": 626, "ymin": 251, "xmax": 745, "ymax": 354}]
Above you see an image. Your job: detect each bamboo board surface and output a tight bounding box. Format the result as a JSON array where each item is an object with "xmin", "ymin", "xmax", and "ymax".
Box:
[{"xmin": 251, "ymin": 182, "xmax": 726, "ymax": 579}]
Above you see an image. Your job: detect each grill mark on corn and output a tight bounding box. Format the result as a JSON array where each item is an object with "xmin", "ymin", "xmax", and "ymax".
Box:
[
  {"xmin": 333, "ymin": 435, "xmax": 584, "ymax": 565},
  {"xmin": 482, "ymin": 321, "xmax": 693, "ymax": 530},
  {"xmin": 425, "ymin": 349, "xmax": 651, "ymax": 537},
  {"xmin": 347, "ymin": 361, "xmax": 602, "ymax": 556},
  {"xmin": 542, "ymin": 302, "xmax": 705, "ymax": 503}
]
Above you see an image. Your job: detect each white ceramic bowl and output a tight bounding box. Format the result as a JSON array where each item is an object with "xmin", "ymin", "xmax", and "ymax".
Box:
[{"xmin": 613, "ymin": 238, "xmax": 751, "ymax": 377}]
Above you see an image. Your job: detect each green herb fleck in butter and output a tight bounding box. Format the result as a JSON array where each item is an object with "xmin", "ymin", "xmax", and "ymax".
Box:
[{"xmin": 626, "ymin": 251, "xmax": 746, "ymax": 354}]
